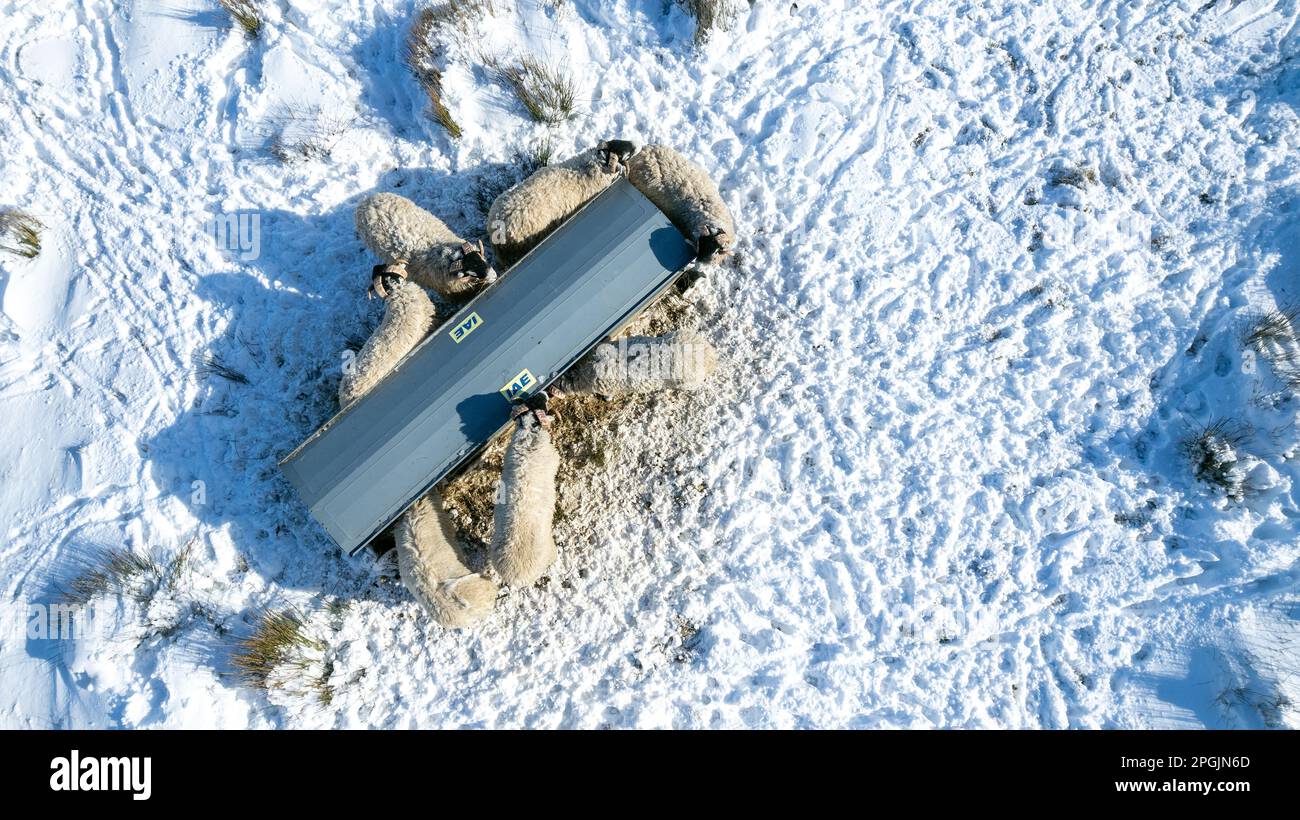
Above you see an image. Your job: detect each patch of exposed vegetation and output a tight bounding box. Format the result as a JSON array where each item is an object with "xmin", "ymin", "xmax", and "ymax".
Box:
[
  {"xmin": 489, "ymin": 55, "xmax": 578, "ymax": 125},
  {"xmin": 194, "ymin": 352, "xmax": 250, "ymax": 384},
  {"xmin": 0, "ymin": 209, "xmax": 43, "ymax": 258},
  {"xmin": 406, "ymin": 7, "xmax": 464, "ymax": 138},
  {"xmin": 1180, "ymin": 418, "xmax": 1252, "ymax": 500},
  {"xmin": 218, "ymin": 0, "xmax": 262, "ymax": 38},
  {"xmin": 231, "ymin": 608, "xmax": 332, "ymax": 703},
  {"xmin": 265, "ymin": 104, "xmax": 353, "ymax": 164},
  {"xmin": 58, "ymin": 541, "xmax": 194, "ymax": 607},
  {"xmin": 679, "ymin": 0, "xmax": 739, "ymax": 45}
]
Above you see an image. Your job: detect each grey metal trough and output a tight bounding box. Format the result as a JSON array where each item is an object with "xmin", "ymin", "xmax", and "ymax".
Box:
[{"xmin": 279, "ymin": 178, "xmax": 696, "ymax": 555}]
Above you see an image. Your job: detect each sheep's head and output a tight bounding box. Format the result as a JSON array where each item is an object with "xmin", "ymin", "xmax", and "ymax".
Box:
[
  {"xmin": 369, "ymin": 259, "xmax": 409, "ymax": 299},
  {"xmin": 692, "ymin": 226, "xmax": 732, "ymax": 264},
  {"xmin": 448, "ymin": 240, "xmax": 497, "ymax": 287},
  {"xmin": 597, "ymin": 139, "xmax": 639, "ymax": 174},
  {"xmin": 511, "ymin": 391, "xmax": 552, "ymax": 430}
]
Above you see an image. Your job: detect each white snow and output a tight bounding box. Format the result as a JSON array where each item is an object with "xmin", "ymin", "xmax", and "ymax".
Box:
[{"xmin": 2, "ymin": 0, "xmax": 1299, "ymax": 728}]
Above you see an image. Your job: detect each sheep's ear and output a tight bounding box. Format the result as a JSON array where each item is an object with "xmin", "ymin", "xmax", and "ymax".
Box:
[{"xmin": 477, "ymin": 239, "xmax": 486, "ymax": 257}]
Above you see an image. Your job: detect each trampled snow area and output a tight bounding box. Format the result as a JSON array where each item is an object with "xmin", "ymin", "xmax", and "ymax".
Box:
[{"xmin": 2, "ymin": 0, "xmax": 1300, "ymax": 728}]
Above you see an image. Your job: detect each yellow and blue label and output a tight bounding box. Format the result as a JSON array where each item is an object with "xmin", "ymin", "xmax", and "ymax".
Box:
[
  {"xmin": 499, "ymin": 368, "xmax": 537, "ymax": 401},
  {"xmin": 448, "ymin": 311, "xmax": 482, "ymax": 344}
]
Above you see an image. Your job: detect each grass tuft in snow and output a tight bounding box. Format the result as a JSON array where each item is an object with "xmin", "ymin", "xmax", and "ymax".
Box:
[
  {"xmin": 194, "ymin": 352, "xmax": 250, "ymax": 384},
  {"xmin": 1243, "ymin": 307, "xmax": 1300, "ymax": 360},
  {"xmin": 0, "ymin": 209, "xmax": 44, "ymax": 258},
  {"xmin": 1180, "ymin": 418, "xmax": 1252, "ymax": 500},
  {"xmin": 232, "ymin": 608, "xmax": 332, "ymax": 703},
  {"xmin": 406, "ymin": 5, "xmax": 485, "ymax": 139},
  {"xmin": 264, "ymin": 104, "xmax": 354, "ymax": 164},
  {"xmin": 489, "ymin": 56, "xmax": 577, "ymax": 125},
  {"xmin": 1048, "ymin": 164, "xmax": 1098, "ymax": 190},
  {"xmin": 217, "ymin": 0, "xmax": 262, "ymax": 39},
  {"xmin": 678, "ymin": 0, "xmax": 738, "ymax": 45},
  {"xmin": 525, "ymin": 136, "xmax": 555, "ymax": 170},
  {"xmin": 57, "ymin": 540, "xmax": 194, "ymax": 607},
  {"xmin": 59, "ymin": 549, "xmax": 162, "ymax": 606}
]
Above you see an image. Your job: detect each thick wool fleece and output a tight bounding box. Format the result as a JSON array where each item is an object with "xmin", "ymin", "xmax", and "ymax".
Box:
[
  {"xmin": 626, "ymin": 144, "xmax": 736, "ymax": 253},
  {"xmin": 394, "ymin": 495, "xmax": 498, "ymax": 627},
  {"xmin": 561, "ymin": 329, "xmax": 718, "ymax": 398},
  {"xmin": 486, "ymin": 147, "xmax": 619, "ymax": 268},
  {"xmin": 489, "ymin": 413, "xmax": 561, "ymax": 587},
  {"xmin": 355, "ymin": 192, "xmax": 482, "ymax": 300},
  {"xmin": 339, "ymin": 278, "xmax": 496, "ymax": 628},
  {"xmin": 337, "ymin": 280, "xmax": 435, "ymax": 409}
]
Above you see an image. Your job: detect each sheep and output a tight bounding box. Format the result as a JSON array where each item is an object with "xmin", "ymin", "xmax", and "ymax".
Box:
[
  {"xmin": 625, "ymin": 143, "xmax": 736, "ymax": 263},
  {"xmin": 337, "ymin": 276, "xmax": 434, "ymax": 408},
  {"xmin": 485, "ymin": 141, "xmax": 633, "ymax": 268},
  {"xmin": 355, "ymin": 192, "xmax": 496, "ymax": 300},
  {"xmin": 338, "ymin": 272, "xmax": 562, "ymax": 625},
  {"xmin": 486, "ymin": 140, "xmax": 736, "ymax": 268},
  {"xmin": 488, "ymin": 396, "xmax": 561, "ymax": 587},
  {"xmin": 558, "ymin": 328, "xmax": 718, "ymax": 398},
  {"xmin": 394, "ymin": 495, "xmax": 499, "ymax": 628}
]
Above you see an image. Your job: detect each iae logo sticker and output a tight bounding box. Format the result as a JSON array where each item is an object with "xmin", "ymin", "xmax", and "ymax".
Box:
[
  {"xmin": 449, "ymin": 311, "xmax": 482, "ymax": 343},
  {"xmin": 499, "ymin": 368, "xmax": 536, "ymax": 400}
]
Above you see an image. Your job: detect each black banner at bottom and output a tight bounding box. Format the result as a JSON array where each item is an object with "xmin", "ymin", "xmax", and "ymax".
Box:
[{"xmin": 0, "ymin": 729, "xmax": 1289, "ymax": 807}]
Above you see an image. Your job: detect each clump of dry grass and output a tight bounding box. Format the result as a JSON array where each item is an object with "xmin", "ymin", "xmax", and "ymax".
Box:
[
  {"xmin": 1243, "ymin": 306, "xmax": 1300, "ymax": 390},
  {"xmin": 0, "ymin": 209, "xmax": 44, "ymax": 258},
  {"xmin": 489, "ymin": 55, "xmax": 577, "ymax": 125},
  {"xmin": 406, "ymin": 5, "xmax": 486, "ymax": 138},
  {"xmin": 232, "ymin": 608, "xmax": 331, "ymax": 702},
  {"xmin": 218, "ymin": 0, "xmax": 262, "ymax": 38},
  {"xmin": 1048, "ymin": 164, "xmax": 1098, "ymax": 190},
  {"xmin": 265, "ymin": 104, "xmax": 353, "ymax": 164},
  {"xmin": 525, "ymin": 136, "xmax": 555, "ymax": 170},
  {"xmin": 58, "ymin": 541, "xmax": 195, "ymax": 607},
  {"xmin": 1244, "ymin": 307, "xmax": 1300, "ymax": 355},
  {"xmin": 194, "ymin": 352, "xmax": 250, "ymax": 384},
  {"xmin": 679, "ymin": 0, "xmax": 738, "ymax": 45},
  {"xmin": 1180, "ymin": 418, "xmax": 1252, "ymax": 500}
]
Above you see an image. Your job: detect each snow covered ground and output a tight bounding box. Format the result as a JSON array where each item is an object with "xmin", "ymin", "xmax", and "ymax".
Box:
[{"xmin": 2, "ymin": 0, "xmax": 1300, "ymax": 729}]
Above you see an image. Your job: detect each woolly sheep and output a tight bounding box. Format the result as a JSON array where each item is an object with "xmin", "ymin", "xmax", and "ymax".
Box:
[
  {"xmin": 485, "ymin": 143, "xmax": 626, "ymax": 268},
  {"xmin": 487, "ymin": 141, "xmax": 736, "ymax": 267},
  {"xmin": 337, "ymin": 278, "xmax": 433, "ymax": 408},
  {"xmin": 355, "ymin": 192, "xmax": 496, "ymax": 300},
  {"xmin": 488, "ymin": 401, "xmax": 561, "ymax": 587},
  {"xmin": 625, "ymin": 143, "xmax": 736, "ymax": 263},
  {"xmin": 338, "ymin": 272, "xmax": 560, "ymax": 625},
  {"xmin": 558, "ymin": 329, "xmax": 718, "ymax": 398}
]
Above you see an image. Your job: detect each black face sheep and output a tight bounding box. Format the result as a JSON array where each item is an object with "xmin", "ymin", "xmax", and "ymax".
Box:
[
  {"xmin": 355, "ymin": 192, "xmax": 496, "ymax": 300},
  {"xmin": 485, "ymin": 140, "xmax": 638, "ymax": 268},
  {"xmin": 486, "ymin": 140, "xmax": 736, "ymax": 268},
  {"xmin": 558, "ymin": 329, "xmax": 718, "ymax": 398},
  {"xmin": 624, "ymin": 143, "xmax": 736, "ymax": 263}
]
